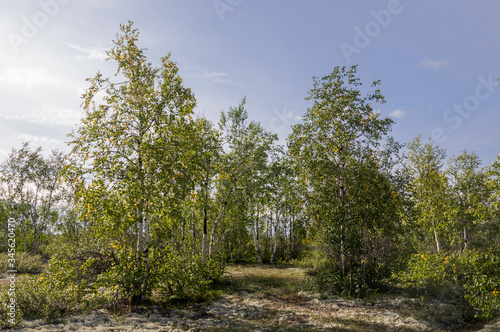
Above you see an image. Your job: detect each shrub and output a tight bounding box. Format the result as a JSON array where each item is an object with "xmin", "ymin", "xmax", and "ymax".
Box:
[
  {"xmin": 303, "ymin": 241, "xmax": 399, "ymax": 298},
  {"xmin": 465, "ymin": 274, "xmax": 500, "ymax": 320},
  {"xmin": 396, "ymin": 251, "xmax": 471, "ymax": 304},
  {"xmin": 44, "ymin": 235, "xmax": 226, "ymax": 304},
  {"xmin": 0, "ymin": 274, "xmax": 81, "ymax": 327},
  {"xmin": 153, "ymin": 251, "xmax": 224, "ymax": 301},
  {"xmin": 307, "ymin": 260, "xmax": 373, "ymax": 298},
  {"xmin": 399, "ymin": 252, "xmax": 466, "ymax": 288},
  {"xmin": 0, "ymin": 245, "xmax": 117, "ymax": 328},
  {"xmin": 399, "ymin": 248, "xmax": 500, "ymax": 320},
  {"xmin": 463, "ymin": 248, "xmax": 500, "ymax": 320}
]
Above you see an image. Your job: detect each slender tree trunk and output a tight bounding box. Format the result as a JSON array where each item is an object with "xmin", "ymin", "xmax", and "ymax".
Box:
[
  {"xmin": 270, "ymin": 215, "xmax": 278, "ymax": 264},
  {"xmin": 134, "ymin": 216, "xmax": 144, "ymax": 302},
  {"xmin": 340, "ymin": 225, "xmax": 345, "ymax": 273},
  {"xmin": 35, "ymin": 226, "xmax": 41, "ymax": 254},
  {"xmin": 141, "ymin": 210, "xmax": 150, "ymax": 302},
  {"xmin": 339, "ymin": 152, "xmax": 346, "ymax": 273},
  {"xmin": 21, "ymin": 218, "xmax": 27, "ymax": 252},
  {"xmin": 192, "ymin": 210, "xmax": 196, "ymax": 257},
  {"xmin": 202, "ymin": 178, "xmax": 209, "ymax": 262},
  {"xmin": 463, "ymin": 227, "xmax": 468, "ymax": 252},
  {"xmin": 31, "ymin": 225, "xmax": 38, "ymax": 253},
  {"xmin": 434, "ymin": 229, "xmax": 441, "ymax": 253},
  {"xmin": 362, "ymin": 227, "xmax": 368, "ymax": 282},
  {"xmin": 181, "ymin": 216, "xmax": 186, "ymax": 245},
  {"xmin": 136, "ymin": 220, "xmax": 144, "ymax": 255},
  {"xmin": 30, "ymin": 188, "xmax": 39, "ymax": 253},
  {"xmin": 252, "ymin": 215, "xmax": 263, "ymax": 264},
  {"xmin": 202, "ymin": 203, "xmax": 208, "ymax": 263},
  {"xmin": 289, "ymin": 215, "xmax": 293, "ymax": 258},
  {"xmin": 134, "ymin": 151, "xmax": 145, "ymax": 302},
  {"xmin": 144, "ymin": 211, "xmax": 150, "ymax": 245},
  {"xmin": 137, "ymin": 155, "xmax": 145, "ymax": 257}
]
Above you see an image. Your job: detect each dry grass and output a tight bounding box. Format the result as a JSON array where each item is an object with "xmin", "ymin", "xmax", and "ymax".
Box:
[{"xmin": 221, "ymin": 264, "xmax": 309, "ymax": 297}]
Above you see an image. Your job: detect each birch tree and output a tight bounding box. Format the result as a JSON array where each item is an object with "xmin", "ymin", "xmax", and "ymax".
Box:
[
  {"xmin": 446, "ymin": 151, "xmax": 491, "ymax": 253},
  {"xmin": 208, "ymin": 99, "xmax": 277, "ymax": 258},
  {"xmin": 288, "ymin": 65, "xmax": 399, "ymax": 294},
  {"xmin": 67, "ymin": 21, "xmax": 196, "ymax": 301},
  {"xmin": 406, "ymin": 136, "xmax": 449, "ymax": 253},
  {"xmin": 0, "ymin": 142, "xmax": 64, "ymax": 253}
]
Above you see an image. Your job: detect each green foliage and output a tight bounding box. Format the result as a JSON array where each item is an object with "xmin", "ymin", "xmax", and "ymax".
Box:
[
  {"xmin": 0, "ymin": 238, "xmax": 131, "ymax": 328},
  {"xmin": 0, "ymin": 142, "xmax": 65, "ymax": 254},
  {"xmin": 154, "ymin": 252, "xmax": 224, "ymax": 301},
  {"xmin": 45, "ymin": 235, "xmax": 147, "ymax": 303},
  {"xmin": 465, "ymin": 275, "xmax": 500, "ymax": 320},
  {"xmin": 0, "ymin": 273, "xmax": 88, "ymax": 327},
  {"xmin": 288, "ymin": 65, "xmax": 402, "ymax": 295},
  {"xmin": 39, "ymin": 222, "xmax": 224, "ymax": 306},
  {"xmin": 398, "ymin": 252, "xmax": 468, "ymax": 294},
  {"xmin": 308, "ymin": 260, "xmax": 370, "ymax": 297},
  {"xmin": 463, "ymin": 248, "xmax": 500, "ymax": 319},
  {"xmin": 405, "ymin": 136, "xmax": 450, "ymax": 253},
  {"xmin": 0, "ymin": 252, "xmax": 45, "ymax": 274},
  {"xmin": 11, "ymin": 275, "xmax": 78, "ymax": 322},
  {"xmin": 398, "ymin": 248, "xmax": 500, "ymax": 320},
  {"xmin": 213, "ymin": 98, "xmax": 279, "ymax": 264},
  {"xmin": 487, "ymin": 155, "xmax": 500, "ymax": 224},
  {"xmin": 0, "ymin": 255, "xmax": 118, "ymax": 328},
  {"xmin": 66, "ymin": 20, "xmax": 201, "ymax": 301},
  {"xmin": 401, "ymin": 139, "xmax": 500, "ymax": 320},
  {"xmin": 306, "ymin": 236, "xmax": 402, "ymax": 298}
]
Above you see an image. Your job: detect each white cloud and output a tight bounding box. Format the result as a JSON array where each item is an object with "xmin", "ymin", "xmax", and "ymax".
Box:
[
  {"xmin": 0, "ymin": 105, "xmax": 82, "ymax": 126},
  {"xmin": 16, "ymin": 134, "xmax": 64, "ymax": 146},
  {"xmin": 200, "ymin": 69, "xmax": 245, "ymax": 87},
  {"xmin": 0, "ymin": 68, "xmax": 62, "ymax": 88},
  {"xmin": 389, "ymin": 108, "xmax": 407, "ymax": 119},
  {"xmin": 202, "ymin": 71, "xmax": 229, "ymax": 80},
  {"xmin": 69, "ymin": 43, "xmax": 108, "ymax": 61},
  {"xmin": 416, "ymin": 60, "xmax": 449, "ymax": 70}
]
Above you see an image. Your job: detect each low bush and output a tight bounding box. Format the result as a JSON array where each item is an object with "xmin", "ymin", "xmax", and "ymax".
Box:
[
  {"xmin": 463, "ymin": 248, "xmax": 500, "ymax": 320},
  {"xmin": 0, "ymin": 274, "xmax": 82, "ymax": 327},
  {"xmin": 153, "ymin": 251, "xmax": 224, "ymax": 302},
  {"xmin": 307, "ymin": 260, "xmax": 375, "ymax": 298},
  {"xmin": 0, "ymin": 249, "xmax": 118, "ymax": 328},
  {"xmin": 398, "ymin": 248, "xmax": 500, "ymax": 320},
  {"xmin": 398, "ymin": 252, "xmax": 467, "ymax": 290}
]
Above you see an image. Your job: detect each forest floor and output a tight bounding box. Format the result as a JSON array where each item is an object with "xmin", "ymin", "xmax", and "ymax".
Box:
[{"xmin": 11, "ymin": 264, "xmax": 500, "ymax": 332}]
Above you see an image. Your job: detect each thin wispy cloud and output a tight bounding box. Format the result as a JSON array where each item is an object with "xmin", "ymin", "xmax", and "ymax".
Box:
[
  {"xmin": 390, "ymin": 108, "xmax": 407, "ymax": 119},
  {"xmin": 69, "ymin": 43, "xmax": 108, "ymax": 61},
  {"xmin": 416, "ymin": 60, "xmax": 449, "ymax": 70},
  {"xmin": 0, "ymin": 105, "xmax": 82, "ymax": 126},
  {"xmin": 0, "ymin": 68, "xmax": 62, "ymax": 88},
  {"xmin": 203, "ymin": 70, "xmax": 229, "ymax": 81},
  {"xmin": 16, "ymin": 134, "xmax": 64, "ymax": 146},
  {"xmin": 200, "ymin": 69, "xmax": 245, "ymax": 87}
]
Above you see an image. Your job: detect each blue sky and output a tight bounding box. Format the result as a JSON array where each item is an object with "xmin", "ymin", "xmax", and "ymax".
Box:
[{"xmin": 1, "ymin": 0, "xmax": 499, "ymax": 166}]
